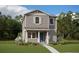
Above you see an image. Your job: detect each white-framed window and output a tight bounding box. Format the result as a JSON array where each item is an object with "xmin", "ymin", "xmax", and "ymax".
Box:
[
  {"xmin": 50, "ymin": 18, "xmax": 54, "ymax": 24},
  {"xmin": 33, "ymin": 16, "xmax": 41, "ymax": 25},
  {"xmin": 28, "ymin": 32, "xmax": 31, "ymax": 38},
  {"xmin": 32, "ymin": 32, "xmax": 37, "ymax": 38},
  {"xmin": 28, "ymin": 32, "xmax": 37, "ymax": 38},
  {"xmin": 35, "ymin": 17, "xmax": 39, "ymax": 23}
]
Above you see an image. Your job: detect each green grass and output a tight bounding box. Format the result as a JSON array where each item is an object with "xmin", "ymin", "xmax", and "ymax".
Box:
[
  {"xmin": 0, "ymin": 41, "xmax": 50, "ymax": 53},
  {"xmin": 50, "ymin": 39, "xmax": 79, "ymax": 53}
]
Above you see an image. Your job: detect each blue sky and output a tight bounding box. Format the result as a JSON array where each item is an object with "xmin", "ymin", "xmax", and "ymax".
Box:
[
  {"xmin": 0, "ymin": 5, "xmax": 79, "ymax": 18},
  {"xmin": 22, "ymin": 5, "xmax": 79, "ymax": 15}
]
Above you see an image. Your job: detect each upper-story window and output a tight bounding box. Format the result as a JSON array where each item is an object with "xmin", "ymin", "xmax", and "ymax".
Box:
[
  {"xmin": 33, "ymin": 16, "xmax": 41, "ymax": 25},
  {"xmin": 50, "ymin": 19, "xmax": 54, "ymax": 24},
  {"xmin": 35, "ymin": 17, "xmax": 39, "ymax": 23}
]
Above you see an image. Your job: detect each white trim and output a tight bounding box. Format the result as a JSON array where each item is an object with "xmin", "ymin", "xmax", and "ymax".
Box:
[
  {"xmin": 46, "ymin": 32, "xmax": 49, "ymax": 44},
  {"xmin": 49, "ymin": 18, "xmax": 54, "ymax": 25},
  {"xmin": 25, "ymin": 31, "xmax": 28, "ymax": 43},
  {"xmin": 31, "ymin": 32, "xmax": 37, "ymax": 39},
  {"xmin": 24, "ymin": 16, "xmax": 27, "ymax": 27},
  {"xmin": 26, "ymin": 29, "xmax": 49, "ymax": 31},
  {"xmin": 27, "ymin": 32, "xmax": 37, "ymax": 39},
  {"xmin": 28, "ymin": 32, "xmax": 31, "ymax": 39},
  {"xmin": 38, "ymin": 32, "xmax": 40, "ymax": 43},
  {"xmin": 30, "ymin": 32, "xmax": 32, "ymax": 39},
  {"xmin": 55, "ymin": 18, "xmax": 57, "ymax": 32},
  {"xmin": 33, "ymin": 16, "xmax": 41, "ymax": 25},
  {"xmin": 33, "ymin": 13, "xmax": 46, "ymax": 15}
]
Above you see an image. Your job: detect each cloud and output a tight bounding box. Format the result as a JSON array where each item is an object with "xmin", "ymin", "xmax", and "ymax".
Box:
[
  {"xmin": 0, "ymin": 5, "xmax": 30, "ymax": 18},
  {"xmin": 56, "ymin": 13, "xmax": 60, "ymax": 16}
]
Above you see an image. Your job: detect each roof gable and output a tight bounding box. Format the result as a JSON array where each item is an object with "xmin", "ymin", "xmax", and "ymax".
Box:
[{"xmin": 24, "ymin": 10, "xmax": 56, "ymax": 17}]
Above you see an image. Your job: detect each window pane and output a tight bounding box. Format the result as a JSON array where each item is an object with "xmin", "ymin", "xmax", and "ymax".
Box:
[
  {"xmin": 32, "ymin": 32, "xmax": 36, "ymax": 38},
  {"xmin": 35, "ymin": 17, "xmax": 39, "ymax": 23},
  {"xmin": 50, "ymin": 19, "xmax": 53, "ymax": 24},
  {"xmin": 28, "ymin": 32, "xmax": 31, "ymax": 38}
]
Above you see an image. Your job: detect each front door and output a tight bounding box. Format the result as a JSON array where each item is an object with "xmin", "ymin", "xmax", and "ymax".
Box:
[{"xmin": 40, "ymin": 32, "xmax": 46, "ymax": 42}]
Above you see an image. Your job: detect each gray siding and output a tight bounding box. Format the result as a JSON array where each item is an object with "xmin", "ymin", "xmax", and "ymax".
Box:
[
  {"xmin": 49, "ymin": 30, "xmax": 56, "ymax": 43},
  {"xmin": 25, "ymin": 14, "xmax": 49, "ymax": 29},
  {"xmin": 49, "ymin": 24, "xmax": 55, "ymax": 29}
]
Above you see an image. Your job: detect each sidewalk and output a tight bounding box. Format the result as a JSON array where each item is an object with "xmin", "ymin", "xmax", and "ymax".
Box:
[{"xmin": 41, "ymin": 43, "xmax": 59, "ymax": 53}]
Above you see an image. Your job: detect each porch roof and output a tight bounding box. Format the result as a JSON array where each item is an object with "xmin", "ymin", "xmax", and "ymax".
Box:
[{"xmin": 26, "ymin": 29, "xmax": 50, "ymax": 31}]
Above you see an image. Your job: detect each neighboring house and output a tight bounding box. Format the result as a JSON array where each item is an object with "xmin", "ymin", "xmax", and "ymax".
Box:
[
  {"xmin": 22, "ymin": 10, "xmax": 57, "ymax": 44},
  {"xmin": 72, "ymin": 13, "xmax": 79, "ymax": 20}
]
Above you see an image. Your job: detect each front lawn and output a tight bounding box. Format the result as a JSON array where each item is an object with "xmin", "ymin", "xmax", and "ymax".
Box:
[
  {"xmin": 0, "ymin": 41, "xmax": 50, "ymax": 53},
  {"xmin": 50, "ymin": 40, "xmax": 79, "ymax": 53}
]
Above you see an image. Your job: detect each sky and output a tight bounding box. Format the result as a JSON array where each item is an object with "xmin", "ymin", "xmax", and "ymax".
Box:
[
  {"xmin": 0, "ymin": 5, "xmax": 79, "ymax": 18},
  {"xmin": 23, "ymin": 5, "xmax": 79, "ymax": 15}
]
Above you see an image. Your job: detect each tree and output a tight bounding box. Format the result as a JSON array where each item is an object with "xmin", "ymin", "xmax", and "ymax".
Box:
[
  {"xmin": 15, "ymin": 15, "xmax": 22, "ymax": 22},
  {"xmin": 57, "ymin": 11, "xmax": 79, "ymax": 40},
  {"xmin": 0, "ymin": 12, "xmax": 22, "ymax": 40},
  {"xmin": 57, "ymin": 12, "xmax": 66, "ymax": 38}
]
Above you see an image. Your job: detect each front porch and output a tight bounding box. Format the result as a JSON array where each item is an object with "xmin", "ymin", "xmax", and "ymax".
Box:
[{"xmin": 24, "ymin": 31, "xmax": 49, "ymax": 44}]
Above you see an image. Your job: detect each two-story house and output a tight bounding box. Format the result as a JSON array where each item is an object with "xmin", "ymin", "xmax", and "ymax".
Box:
[{"xmin": 22, "ymin": 10, "xmax": 57, "ymax": 44}]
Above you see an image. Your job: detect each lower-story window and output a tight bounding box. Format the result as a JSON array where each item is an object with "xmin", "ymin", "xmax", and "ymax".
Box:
[
  {"xmin": 28, "ymin": 32, "xmax": 37, "ymax": 38},
  {"xmin": 32, "ymin": 32, "xmax": 36, "ymax": 38},
  {"xmin": 28, "ymin": 32, "xmax": 31, "ymax": 38}
]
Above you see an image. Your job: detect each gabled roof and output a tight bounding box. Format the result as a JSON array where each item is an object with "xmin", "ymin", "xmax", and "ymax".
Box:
[{"xmin": 24, "ymin": 10, "xmax": 57, "ymax": 18}]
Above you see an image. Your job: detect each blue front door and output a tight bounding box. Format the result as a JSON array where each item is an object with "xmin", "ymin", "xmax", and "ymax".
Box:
[{"xmin": 40, "ymin": 32, "xmax": 46, "ymax": 42}]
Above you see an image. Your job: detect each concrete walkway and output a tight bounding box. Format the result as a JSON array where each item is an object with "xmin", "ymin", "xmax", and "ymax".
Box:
[{"xmin": 41, "ymin": 42, "xmax": 59, "ymax": 53}]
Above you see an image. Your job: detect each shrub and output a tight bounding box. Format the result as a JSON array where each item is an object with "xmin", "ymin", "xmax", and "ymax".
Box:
[
  {"xmin": 72, "ymin": 32, "xmax": 79, "ymax": 40},
  {"xmin": 15, "ymin": 33, "xmax": 24, "ymax": 45}
]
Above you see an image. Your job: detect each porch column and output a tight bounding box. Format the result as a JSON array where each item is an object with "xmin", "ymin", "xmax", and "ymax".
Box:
[
  {"xmin": 25, "ymin": 30, "xmax": 28, "ymax": 43},
  {"xmin": 38, "ymin": 32, "xmax": 40, "ymax": 43},
  {"xmin": 46, "ymin": 32, "xmax": 49, "ymax": 44}
]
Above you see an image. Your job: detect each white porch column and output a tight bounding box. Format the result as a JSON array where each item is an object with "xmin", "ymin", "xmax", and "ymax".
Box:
[
  {"xmin": 25, "ymin": 30, "xmax": 28, "ymax": 43},
  {"xmin": 46, "ymin": 32, "xmax": 49, "ymax": 44},
  {"xmin": 37, "ymin": 32, "xmax": 40, "ymax": 43}
]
